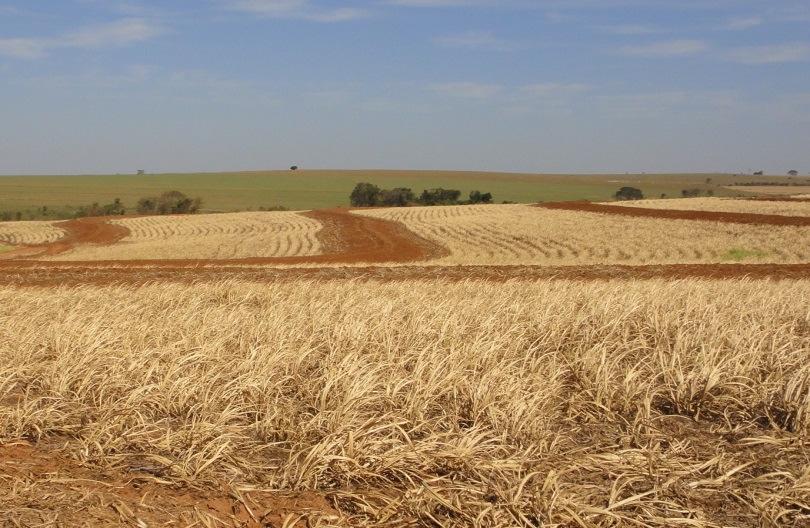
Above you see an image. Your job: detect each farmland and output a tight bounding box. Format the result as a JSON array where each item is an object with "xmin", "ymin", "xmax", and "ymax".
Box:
[
  {"xmin": 2, "ymin": 279, "xmax": 809, "ymax": 526},
  {"xmin": 356, "ymin": 204, "xmax": 810, "ymax": 265},
  {"xmin": 0, "ymin": 170, "xmax": 792, "ymax": 219},
  {"xmin": 1, "ymin": 192, "xmax": 809, "ymax": 527},
  {"xmin": 53, "ymin": 211, "xmax": 323, "ymax": 261}
]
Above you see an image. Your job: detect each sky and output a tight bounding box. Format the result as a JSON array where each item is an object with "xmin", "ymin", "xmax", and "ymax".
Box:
[{"xmin": 0, "ymin": 0, "xmax": 808, "ymax": 175}]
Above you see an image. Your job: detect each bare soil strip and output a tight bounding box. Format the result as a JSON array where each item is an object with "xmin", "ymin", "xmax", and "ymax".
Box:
[
  {"xmin": 0, "ymin": 442, "xmax": 335, "ymax": 527},
  {"xmin": 3, "ymin": 263, "xmax": 810, "ymax": 287},
  {"xmin": 538, "ymin": 200, "xmax": 810, "ymax": 226}
]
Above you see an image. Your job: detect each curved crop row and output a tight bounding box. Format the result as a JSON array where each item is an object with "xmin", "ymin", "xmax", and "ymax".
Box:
[
  {"xmin": 356, "ymin": 204, "xmax": 810, "ymax": 265},
  {"xmin": 53, "ymin": 211, "xmax": 322, "ymax": 261},
  {"xmin": 0, "ymin": 221, "xmax": 65, "ymax": 246}
]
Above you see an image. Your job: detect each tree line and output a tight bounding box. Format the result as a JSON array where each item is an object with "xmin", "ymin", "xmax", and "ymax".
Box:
[{"xmin": 350, "ymin": 183, "xmax": 493, "ymax": 207}]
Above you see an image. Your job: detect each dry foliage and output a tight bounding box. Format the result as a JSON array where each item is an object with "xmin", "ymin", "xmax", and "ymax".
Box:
[
  {"xmin": 53, "ymin": 211, "xmax": 322, "ymax": 260},
  {"xmin": 0, "ymin": 220, "xmax": 64, "ymax": 246},
  {"xmin": 605, "ymin": 197, "xmax": 810, "ymax": 217},
  {"xmin": 356, "ymin": 204, "xmax": 810, "ymax": 265},
  {"xmin": 1, "ymin": 278, "xmax": 809, "ymax": 526}
]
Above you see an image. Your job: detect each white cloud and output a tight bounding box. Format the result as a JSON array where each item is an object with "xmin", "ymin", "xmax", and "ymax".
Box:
[
  {"xmin": 434, "ymin": 31, "xmax": 519, "ymax": 51},
  {"xmin": 619, "ymin": 39, "xmax": 707, "ymax": 57},
  {"xmin": 521, "ymin": 83, "xmax": 589, "ymax": 96},
  {"xmin": 721, "ymin": 16, "xmax": 762, "ymax": 31},
  {"xmin": 225, "ymin": 0, "xmax": 369, "ymax": 22},
  {"xmin": 0, "ymin": 18, "xmax": 162, "ymax": 59},
  {"xmin": 727, "ymin": 43, "xmax": 810, "ymax": 64},
  {"xmin": 429, "ymin": 82, "xmax": 502, "ymax": 98}
]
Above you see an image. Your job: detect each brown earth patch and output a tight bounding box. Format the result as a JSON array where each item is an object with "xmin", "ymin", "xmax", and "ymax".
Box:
[
  {"xmin": 538, "ymin": 200, "xmax": 810, "ymax": 226},
  {"xmin": 0, "ymin": 441, "xmax": 338, "ymax": 527},
  {"xmin": 0, "ymin": 216, "xmax": 130, "ymax": 260},
  {"xmin": 2, "ymin": 263, "xmax": 810, "ymax": 287}
]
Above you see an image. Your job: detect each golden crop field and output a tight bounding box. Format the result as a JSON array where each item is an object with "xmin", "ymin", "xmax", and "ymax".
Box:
[
  {"xmin": 356, "ymin": 204, "xmax": 810, "ymax": 265},
  {"xmin": 606, "ymin": 197, "xmax": 810, "ymax": 216},
  {"xmin": 52, "ymin": 211, "xmax": 323, "ymax": 261},
  {"xmin": 1, "ymin": 279, "xmax": 809, "ymax": 526},
  {"xmin": 0, "ymin": 220, "xmax": 64, "ymax": 246}
]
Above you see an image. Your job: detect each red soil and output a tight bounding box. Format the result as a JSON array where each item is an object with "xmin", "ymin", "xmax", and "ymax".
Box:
[
  {"xmin": 0, "ymin": 442, "xmax": 335, "ymax": 526},
  {"xmin": 2, "ymin": 263, "xmax": 810, "ymax": 287},
  {"xmin": 537, "ymin": 200, "xmax": 810, "ymax": 226}
]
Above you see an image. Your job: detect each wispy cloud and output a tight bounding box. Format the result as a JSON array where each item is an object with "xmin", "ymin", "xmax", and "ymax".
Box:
[
  {"xmin": 599, "ymin": 24, "xmax": 664, "ymax": 35},
  {"xmin": 434, "ymin": 31, "xmax": 520, "ymax": 51},
  {"xmin": 619, "ymin": 39, "xmax": 707, "ymax": 57},
  {"xmin": 521, "ymin": 83, "xmax": 589, "ymax": 96},
  {"xmin": 721, "ymin": 16, "xmax": 762, "ymax": 31},
  {"xmin": 224, "ymin": 0, "xmax": 369, "ymax": 22},
  {"xmin": 726, "ymin": 43, "xmax": 810, "ymax": 64},
  {"xmin": 0, "ymin": 18, "xmax": 162, "ymax": 59},
  {"xmin": 429, "ymin": 82, "xmax": 502, "ymax": 99}
]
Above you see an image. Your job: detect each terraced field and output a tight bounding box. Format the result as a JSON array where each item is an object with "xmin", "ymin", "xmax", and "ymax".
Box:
[
  {"xmin": 0, "ymin": 220, "xmax": 64, "ymax": 246},
  {"xmin": 51, "ymin": 211, "xmax": 322, "ymax": 261},
  {"xmin": 606, "ymin": 197, "xmax": 810, "ymax": 216},
  {"xmin": 355, "ymin": 204, "xmax": 810, "ymax": 265}
]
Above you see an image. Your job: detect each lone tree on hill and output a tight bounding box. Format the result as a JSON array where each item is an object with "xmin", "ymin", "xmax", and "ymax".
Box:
[
  {"xmin": 290, "ymin": 166, "xmax": 299, "ymax": 171},
  {"xmin": 614, "ymin": 187, "xmax": 644, "ymax": 201},
  {"xmin": 788, "ymin": 170, "xmax": 798, "ymax": 176}
]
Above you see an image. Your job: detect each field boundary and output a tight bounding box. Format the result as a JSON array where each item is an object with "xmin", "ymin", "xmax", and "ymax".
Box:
[
  {"xmin": 538, "ymin": 200, "xmax": 810, "ymax": 226},
  {"xmin": 3, "ymin": 263, "xmax": 810, "ymax": 286}
]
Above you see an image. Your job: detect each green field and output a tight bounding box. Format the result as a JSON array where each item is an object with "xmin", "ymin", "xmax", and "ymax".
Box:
[{"xmin": 0, "ymin": 170, "xmax": 797, "ymax": 219}]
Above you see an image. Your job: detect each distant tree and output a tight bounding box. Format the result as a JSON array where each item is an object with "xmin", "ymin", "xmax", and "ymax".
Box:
[
  {"xmin": 350, "ymin": 182, "xmax": 381, "ymax": 207},
  {"xmin": 681, "ymin": 188, "xmax": 702, "ymax": 198},
  {"xmin": 754, "ymin": 170, "xmax": 764, "ymax": 176},
  {"xmin": 706, "ymin": 189, "xmax": 714, "ymax": 197},
  {"xmin": 660, "ymin": 193, "xmax": 667, "ymax": 199},
  {"xmin": 137, "ymin": 197, "xmax": 156, "ymax": 214},
  {"xmin": 705, "ymin": 177, "xmax": 713, "ymax": 184},
  {"xmin": 788, "ymin": 170, "xmax": 799, "ymax": 176},
  {"xmin": 378, "ymin": 187, "xmax": 415, "ymax": 207},
  {"xmin": 290, "ymin": 166, "xmax": 299, "ymax": 171},
  {"xmin": 614, "ymin": 187, "xmax": 644, "ymax": 201},
  {"xmin": 418, "ymin": 188, "xmax": 462, "ymax": 206},
  {"xmin": 469, "ymin": 190, "xmax": 493, "ymax": 204}
]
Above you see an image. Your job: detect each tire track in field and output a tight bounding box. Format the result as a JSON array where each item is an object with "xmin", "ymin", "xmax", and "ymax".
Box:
[{"xmin": 537, "ymin": 201, "xmax": 810, "ymax": 226}]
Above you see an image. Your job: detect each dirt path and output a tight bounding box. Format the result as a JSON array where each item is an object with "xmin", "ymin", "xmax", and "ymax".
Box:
[
  {"xmin": 0, "ymin": 209, "xmax": 446, "ymax": 266},
  {"xmin": 538, "ymin": 201, "xmax": 810, "ymax": 226},
  {"xmin": 3, "ymin": 263, "xmax": 810, "ymax": 287},
  {"xmin": 0, "ymin": 442, "xmax": 335, "ymax": 527}
]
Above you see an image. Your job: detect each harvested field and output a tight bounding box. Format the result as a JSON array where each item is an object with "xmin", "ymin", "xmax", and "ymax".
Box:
[
  {"xmin": 0, "ymin": 220, "xmax": 64, "ymax": 246},
  {"xmin": 1, "ymin": 278, "xmax": 808, "ymax": 526},
  {"xmin": 356, "ymin": 204, "xmax": 810, "ymax": 265},
  {"xmin": 606, "ymin": 197, "xmax": 810, "ymax": 217},
  {"xmin": 50, "ymin": 211, "xmax": 323, "ymax": 260},
  {"xmin": 726, "ymin": 185, "xmax": 810, "ymax": 196}
]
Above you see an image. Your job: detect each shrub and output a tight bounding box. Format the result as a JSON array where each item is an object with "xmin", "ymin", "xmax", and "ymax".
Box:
[
  {"xmin": 614, "ymin": 187, "xmax": 644, "ymax": 201},
  {"xmin": 136, "ymin": 191, "xmax": 202, "ymax": 215},
  {"xmin": 469, "ymin": 191, "xmax": 493, "ymax": 204},
  {"xmin": 378, "ymin": 188, "xmax": 415, "ymax": 207},
  {"xmin": 418, "ymin": 188, "xmax": 462, "ymax": 206},
  {"xmin": 350, "ymin": 183, "xmax": 381, "ymax": 207}
]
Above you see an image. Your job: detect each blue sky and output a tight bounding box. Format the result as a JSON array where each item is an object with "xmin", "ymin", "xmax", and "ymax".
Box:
[{"xmin": 0, "ymin": 0, "xmax": 808, "ymax": 174}]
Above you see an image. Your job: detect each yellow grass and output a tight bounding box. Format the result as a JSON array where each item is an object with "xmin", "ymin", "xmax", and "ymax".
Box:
[
  {"xmin": 0, "ymin": 278, "xmax": 808, "ymax": 526},
  {"xmin": 53, "ymin": 211, "xmax": 323, "ymax": 260},
  {"xmin": 356, "ymin": 204, "xmax": 810, "ymax": 265},
  {"xmin": 606, "ymin": 197, "xmax": 810, "ymax": 216},
  {"xmin": 0, "ymin": 220, "xmax": 64, "ymax": 246},
  {"xmin": 726, "ymin": 185, "xmax": 810, "ymax": 196}
]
